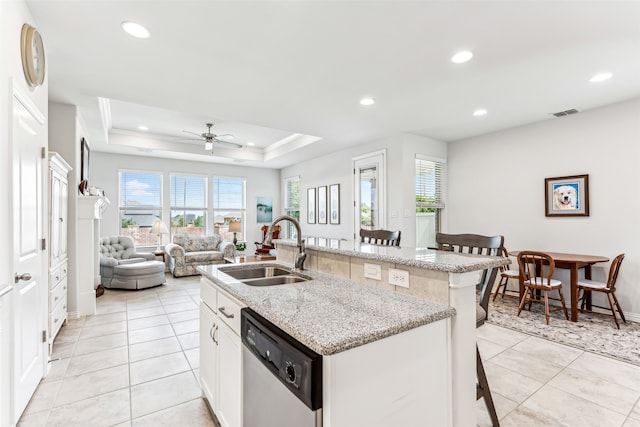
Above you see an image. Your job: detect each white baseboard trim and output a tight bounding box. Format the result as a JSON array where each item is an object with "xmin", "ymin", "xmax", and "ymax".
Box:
[{"xmin": 67, "ymin": 311, "xmax": 82, "ymax": 320}]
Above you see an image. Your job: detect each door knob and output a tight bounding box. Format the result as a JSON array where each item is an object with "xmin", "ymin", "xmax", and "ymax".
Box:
[{"xmin": 14, "ymin": 272, "xmax": 32, "ymax": 283}]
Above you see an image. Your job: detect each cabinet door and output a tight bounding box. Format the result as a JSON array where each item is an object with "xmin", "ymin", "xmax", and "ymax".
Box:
[
  {"xmin": 59, "ymin": 175, "xmax": 68, "ymax": 259},
  {"xmin": 49, "ymin": 170, "xmax": 61, "ymax": 263},
  {"xmin": 199, "ymin": 303, "xmax": 218, "ymax": 410},
  {"xmin": 217, "ymin": 321, "xmax": 242, "ymax": 427}
]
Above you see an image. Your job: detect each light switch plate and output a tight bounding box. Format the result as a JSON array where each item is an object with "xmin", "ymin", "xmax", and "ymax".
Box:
[
  {"xmin": 364, "ymin": 263, "xmax": 382, "ymax": 280},
  {"xmin": 389, "ymin": 268, "xmax": 410, "ymax": 288}
]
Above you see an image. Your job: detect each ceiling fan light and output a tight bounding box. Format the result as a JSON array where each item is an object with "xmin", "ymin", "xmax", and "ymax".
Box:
[
  {"xmin": 121, "ymin": 21, "xmax": 151, "ymax": 39},
  {"xmin": 205, "ymin": 141, "xmax": 213, "ymax": 150}
]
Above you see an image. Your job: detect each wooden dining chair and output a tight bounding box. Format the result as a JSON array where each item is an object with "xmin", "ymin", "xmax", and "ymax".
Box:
[
  {"xmin": 359, "ymin": 229, "xmax": 401, "ymax": 246},
  {"xmin": 492, "ymin": 247, "xmax": 526, "ymax": 301},
  {"xmin": 435, "ymin": 232, "xmax": 503, "ymax": 427},
  {"xmin": 578, "ymin": 253, "xmax": 626, "ymax": 328},
  {"xmin": 517, "ymin": 251, "xmax": 569, "ymax": 325}
]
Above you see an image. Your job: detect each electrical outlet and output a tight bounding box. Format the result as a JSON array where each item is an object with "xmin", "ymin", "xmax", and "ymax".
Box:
[
  {"xmin": 364, "ymin": 263, "xmax": 382, "ymax": 280},
  {"xmin": 389, "ymin": 268, "xmax": 409, "ymax": 288}
]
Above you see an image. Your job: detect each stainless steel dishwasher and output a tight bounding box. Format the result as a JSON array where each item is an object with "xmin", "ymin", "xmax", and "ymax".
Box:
[{"xmin": 241, "ymin": 308, "xmax": 322, "ymax": 427}]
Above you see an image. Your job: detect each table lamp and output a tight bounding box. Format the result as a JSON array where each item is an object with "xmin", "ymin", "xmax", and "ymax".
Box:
[
  {"xmin": 150, "ymin": 219, "xmax": 169, "ymax": 251},
  {"xmin": 229, "ymin": 220, "xmax": 241, "ymax": 244}
]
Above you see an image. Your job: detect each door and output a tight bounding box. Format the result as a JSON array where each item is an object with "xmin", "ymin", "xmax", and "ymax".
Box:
[
  {"xmin": 12, "ymin": 90, "xmax": 46, "ymax": 419},
  {"xmin": 353, "ymin": 150, "xmax": 386, "ymax": 236}
]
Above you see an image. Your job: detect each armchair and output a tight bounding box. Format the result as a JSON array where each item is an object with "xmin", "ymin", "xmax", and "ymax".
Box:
[
  {"xmin": 99, "ymin": 236, "xmax": 166, "ymax": 290},
  {"xmin": 255, "ymin": 225, "xmax": 280, "ymax": 255}
]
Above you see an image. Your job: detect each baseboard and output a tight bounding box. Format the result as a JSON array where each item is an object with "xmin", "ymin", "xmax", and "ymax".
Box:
[{"xmin": 67, "ymin": 311, "xmax": 82, "ymax": 320}]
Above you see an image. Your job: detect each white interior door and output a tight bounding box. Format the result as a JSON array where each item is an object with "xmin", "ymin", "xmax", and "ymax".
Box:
[
  {"xmin": 12, "ymin": 90, "xmax": 46, "ymax": 420},
  {"xmin": 353, "ymin": 150, "xmax": 386, "ymax": 237}
]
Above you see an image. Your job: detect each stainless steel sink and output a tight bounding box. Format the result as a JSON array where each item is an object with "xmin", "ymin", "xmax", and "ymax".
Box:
[
  {"xmin": 219, "ymin": 264, "xmax": 310, "ymax": 286},
  {"xmin": 222, "ymin": 266, "xmax": 291, "ymax": 280}
]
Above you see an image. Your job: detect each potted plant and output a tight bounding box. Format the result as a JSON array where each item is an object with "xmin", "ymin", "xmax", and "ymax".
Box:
[{"xmin": 235, "ymin": 242, "xmax": 247, "ymax": 256}]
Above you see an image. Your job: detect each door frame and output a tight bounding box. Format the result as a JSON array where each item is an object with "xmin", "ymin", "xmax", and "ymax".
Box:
[{"xmin": 353, "ymin": 149, "xmax": 386, "ymax": 238}]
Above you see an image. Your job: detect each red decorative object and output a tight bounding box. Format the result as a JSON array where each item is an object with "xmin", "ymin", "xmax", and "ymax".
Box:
[{"xmin": 255, "ymin": 225, "xmax": 280, "ymax": 255}]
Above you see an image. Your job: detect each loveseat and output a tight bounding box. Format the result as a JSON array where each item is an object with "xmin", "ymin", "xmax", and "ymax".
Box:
[
  {"xmin": 100, "ymin": 236, "xmax": 166, "ymax": 290},
  {"xmin": 165, "ymin": 234, "xmax": 235, "ymax": 277}
]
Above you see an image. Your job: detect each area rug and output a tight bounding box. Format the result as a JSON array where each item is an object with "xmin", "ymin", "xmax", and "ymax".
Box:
[{"xmin": 487, "ymin": 295, "xmax": 640, "ymax": 366}]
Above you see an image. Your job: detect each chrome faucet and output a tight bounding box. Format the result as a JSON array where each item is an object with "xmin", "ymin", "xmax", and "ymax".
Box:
[{"xmin": 264, "ymin": 215, "xmax": 306, "ymax": 271}]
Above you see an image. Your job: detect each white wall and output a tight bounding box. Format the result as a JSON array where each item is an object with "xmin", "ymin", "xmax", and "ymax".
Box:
[
  {"xmin": 90, "ymin": 152, "xmax": 281, "ymax": 249},
  {"xmin": 280, "ymin": 133, "xmax": 446, "ymax": 247},
  {"xmin": 447, "ymin": 98, "xmax": 640, "ymax": 319}
]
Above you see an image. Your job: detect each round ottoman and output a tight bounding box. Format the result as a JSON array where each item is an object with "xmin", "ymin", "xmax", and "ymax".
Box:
[{"xmin": 108, "ymin": 260, "xmax": 166, "ymax": 290}]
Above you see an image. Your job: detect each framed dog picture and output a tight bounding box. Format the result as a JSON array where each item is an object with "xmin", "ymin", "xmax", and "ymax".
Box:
[{"xmin": 545, "ymin": 174, "xmax": 589, "ymax": 217}]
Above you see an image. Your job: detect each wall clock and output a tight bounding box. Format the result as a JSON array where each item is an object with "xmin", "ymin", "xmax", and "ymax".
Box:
[{"xmin": 21, "ymin": 23, "xmax": 46, "ymax": 87}]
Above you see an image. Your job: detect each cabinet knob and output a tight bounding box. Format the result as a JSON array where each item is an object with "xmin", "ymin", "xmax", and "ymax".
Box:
[{"xmin": 54, "ymin": 296, "xmax": 58, "ymax": 301}]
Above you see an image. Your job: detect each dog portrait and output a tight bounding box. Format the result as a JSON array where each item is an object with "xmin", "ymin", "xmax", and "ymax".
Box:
[
  {"xmin": 553, "ymin": 185, "xmax": 578, "ymax": 210},
  {"xmin": 545, "ymin": 175, "xmax": 589, "ymax": 217}
]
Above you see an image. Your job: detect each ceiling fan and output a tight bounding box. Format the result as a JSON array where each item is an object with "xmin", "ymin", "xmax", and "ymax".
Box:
[{"xmin": 179, "ymin": 123, "xmax": 243, "ymax": 151}]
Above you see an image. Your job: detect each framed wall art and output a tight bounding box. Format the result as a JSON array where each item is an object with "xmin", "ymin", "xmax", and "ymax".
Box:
[
  {"xmin": 545, "ymin": 174, "xmax": 589, "ymax": 217},
  {"xmin": 317, "ymin": 186, "xmax": 327, "ymax": 224},
  {"xmin": 307, "ymin": 187, "xmax": 316, "ymax": 224},
  {"xmin": 329, "ymin": 184, "xmax": 340, "ymax": 224}
]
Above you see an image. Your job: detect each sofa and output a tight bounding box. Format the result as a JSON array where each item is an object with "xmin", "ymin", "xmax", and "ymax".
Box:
[
  {"xmin": 165, "ymin": 234, "xmax": 236, "ymax": 277},
  {"xmin": 100, "ymin": 236, "xmax": 166, "ymax": 290}
]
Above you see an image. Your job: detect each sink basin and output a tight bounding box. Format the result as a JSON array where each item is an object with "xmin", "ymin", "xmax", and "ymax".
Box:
[
  {"xmin": 219, "ymin": 264, "xmax": 310, "ymax": 286},
  {"xmin": 222, "ymin": 266, "xmax": 291, "ymax": 280}
]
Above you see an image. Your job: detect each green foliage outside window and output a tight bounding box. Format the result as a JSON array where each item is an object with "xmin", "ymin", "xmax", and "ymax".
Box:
[
  {"xmin": 416, "ymin": 196, "xmax": 436, "ymax": 213},
  {"xmin": 121, "ymin": 218, "xmax": 136, "ymax": 228}
]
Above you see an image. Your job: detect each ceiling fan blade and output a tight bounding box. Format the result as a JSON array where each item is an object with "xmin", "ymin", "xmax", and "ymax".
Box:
[
  {"xmin": 173, "ymin": 138, "xmax": 203, "ymax": 143},
  {"xmin": 183, "ymin": 130, "xmax": 202, "ymax": 137},
  {"xmin": 214, "ymin": 139, "xmax": 242, "ymax": 149},
  {"xmin": 215, "ymin": 133, "xmax": 234, "ymax": 139}
]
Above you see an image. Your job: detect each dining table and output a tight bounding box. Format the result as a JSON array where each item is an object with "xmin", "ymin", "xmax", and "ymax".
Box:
[{"xmin": 509, "ymin": 251, "xmax": 609, "ymax": 322}]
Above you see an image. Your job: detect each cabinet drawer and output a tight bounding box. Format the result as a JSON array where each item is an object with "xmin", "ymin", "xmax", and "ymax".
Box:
[
  {"xmin": 200, "ymin": 278, "xmax": 217, "ymax": 312},
  {"xmin": 217, "ymin": 291, "xmax": 242, "ymax": 335},
  {"xmin": 49, "ymin": 277, "xmax": 67, "ymax": 308},
  {"xmin": 49, "ymin": 296, "xmax": 67, "ymax": 336},
  {"xmin": 49, "ymin": 262, "xmax": 68, "ymax": 286}
]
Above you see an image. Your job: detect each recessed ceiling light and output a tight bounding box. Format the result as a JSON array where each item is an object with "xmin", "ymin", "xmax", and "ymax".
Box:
[
  {"xmin": 473, "ymin": 109, "xmax": 488, "ymax": 116},
  {"xmin": 451, "ymin": 51, "xmax": 473, "ymax": 64},
  {"xmin": 137, "ymin": 125, "xmax": 148, "ymax": 131},
  {"xmin": 589, "ymin": 72, "xmax": 613, "ymax": 83},
  {"xmin": 247, "ymin": 141, "xmax": 255, "ymax": 146},
  {"xmin": 360, "ymin": 98, "xmax": 375, "ymax": 106},
  {"xmin": 121, "ymin": 21, "xmax": 150, "ymax": 39}
]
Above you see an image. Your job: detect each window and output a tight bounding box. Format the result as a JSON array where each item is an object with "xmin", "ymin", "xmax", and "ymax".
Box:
[
  {"xmin": 120, "ymin": 171, "xmax": 162, "ymax": 246},
  {"xmin": 170, "ymin": 174, "xmax": 207, "ymax": 236},
  {"xmin": 415, "ymin": 156, "xmax": 445, "ymax": 248},
  {"xmin": 213, "ymin": 177, "xmax": 246, "ymax": 243},
  {"xmin": 283, "ymin": 176, "xmax": 300, "ymax": 238}
]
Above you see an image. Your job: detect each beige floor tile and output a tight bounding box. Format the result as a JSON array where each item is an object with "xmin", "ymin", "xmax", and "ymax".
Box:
[
  {"xmin": 129, "ymin": 324, "xmax": 175, "ymax": 345},
  {"xmin": 500, "ymin": 405, "xmax": 566, "ymax": 427},
  {"xmin": 53, "ymin": 325, "xmax": 82, "ymax": 344},
  {"xmin": 95, "ymin": 301, "xmax": 127, "ymax": 315},
  {"xmin": 131, "ymin": 398, "xmax": 215, "ymax": 426},
  {"xmin": 167, "ymin": 309, "xmax": 199, "ymax": 324},
  {"xmin": 478, "ymin": 337, "xmax": 507, "ymax": 360},
  {"xmin": 160, "ymin": 295, "xmax": 193, "ymax": 305},
  {"xmin": 185, "ymin": 347, "xmax": 200, "ymax": 370},
  {"xmin": 129, "ymin": 337, "xmax": 182, "ymax": 363},
  {"xmin": 63, "ymin": 317, "xmax": 86, "ymax": 330},
  {"xmin": 172, "ymin": 318, "xmax": 200, "ymax": 335},
  {"xmin": 17, "ymin": 410, "xmax": 49, "ymax": 426},
  {"xmin": 476, "ymin": 392, "xmax": 518, "ymax": 427},
  {"xmin": 50, "ymin": 341, "xmax": 75, "ymax": 360},
  {"xmin": 47, "ymin": 388, "xmax": 130, "ymax": 427},
  {"xmin": 23, "ymin": 380, "xmax": 62, "ymax": 415},
  {"xmin": 128, "ymin": 314, "xmax": 170, "ymax": 331},
  {"xmin": 489, "ymin": 348, "xmax": 565, "ymax": 383},
  {"xmin": 54, "ymin": 364, "xmax": 130, "ymax": 406},
  {"xmin": 83, "ymin": 311, "xmax": 127, "ymax": 327},
  {"xmin": 127, "ymin": 306, "xmax": 166, "ymax": 320},
  {"xmin": 630, "ymin": 398, "xmax": 640, "ymax": 419},
  {"xmin": 130, "ymin": 352, "xmax": 191, "ymax": 385},
  {"xmin": 512, "ymin": 336, "xmax": 582, "ymax": 367},
  {"xmin": 73, "ymin": 333, "xmax": 128, "ymax": 356},
  {"xmin": 569, "ymin": 352, "xmax": 640, "ymax": 392},
  {"xmin": 521, "ymin": 384, "xmax": 626, "ymax": 427},
  {"xmin": 79, "ymin": 320, "xmax": 127, "ymax": 340},
  {"xmin": 177, "ymin": 331, "xmax": 200, "ymax": 350},
  {"xmin": 548, "ymin": 367, "xmax": 640, "ymax": 415},
  {"xmin": 65, "ymin": 346, "xmax": 129, "ymax": 377},
  {"xmin": 41, "ymin": 358, "xmax": 70, "ymax": 383},
  {"xmin": 163, "ymin": 301, "xmax": 198, "ymax": 313},
  {"xmin": 477, "ymin": 323, "xmax": 530, "ymax": 347},
  {"xmin": 483, "ymin": 360, "xmax": 544, "ymax": 404},
  {"xmin": 126, "ymin": 299, "xmax": 162, "ymax": 310},
  {"xmin": 624, "ymin": 417, "xmax": 640, "ymax": 427},
  {"xmin": 130, "ymin": 371, "xmax": 202, "ymax": 418}
]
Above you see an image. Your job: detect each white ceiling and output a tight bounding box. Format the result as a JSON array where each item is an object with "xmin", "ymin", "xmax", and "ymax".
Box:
[{"xmin": 27, "ymin": 1, "xmax": 640, "ymax": 169}]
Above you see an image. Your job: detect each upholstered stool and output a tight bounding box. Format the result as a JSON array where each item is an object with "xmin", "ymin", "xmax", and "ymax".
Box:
[{"xmin": 105, "ymin": 260, "xmax": 166, "ymax": 290}]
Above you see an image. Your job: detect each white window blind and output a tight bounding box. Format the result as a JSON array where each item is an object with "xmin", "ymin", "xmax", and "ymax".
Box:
[
  {"xmin": 213, "ymin": 177, "xmax": 244, "ymax": 209},
  {"xmin": 171, "ymin": 175, "xmax": 206, "ymax": 209},
  {"xmin": 284, "ymin": 176, "xmax": 300, "ymax": 212},
  {"xmin": 120, "ymin": 171, "xmax": 162, "ymax": 208},
  {"xmin": 415, "ymin": 158, "xmax": 445, "ymax": 210}
]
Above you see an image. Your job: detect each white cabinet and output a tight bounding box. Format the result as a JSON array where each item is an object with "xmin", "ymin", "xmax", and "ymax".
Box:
[
  {"xmin": 48, "ymin": 153, "xmax": 71, "ymax": 352},
  {"xmin": 200, "ymin": 277, "xmax": 244, "ymax": 427}
]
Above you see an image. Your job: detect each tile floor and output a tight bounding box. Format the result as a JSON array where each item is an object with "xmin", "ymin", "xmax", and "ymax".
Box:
[{"xmin": 16, "ymin": 274, "xmax": 640, "ymax": 427}]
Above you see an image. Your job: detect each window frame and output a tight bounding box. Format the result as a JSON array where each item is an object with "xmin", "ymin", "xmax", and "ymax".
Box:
[{"xmin": 118, "ymin": 169, "xmax": 164, "ymax": 248}]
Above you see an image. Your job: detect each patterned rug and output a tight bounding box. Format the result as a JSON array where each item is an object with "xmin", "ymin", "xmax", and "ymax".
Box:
[{"xmin": 487, "ymin": 295, "xmax": 640, "ymax": 366}]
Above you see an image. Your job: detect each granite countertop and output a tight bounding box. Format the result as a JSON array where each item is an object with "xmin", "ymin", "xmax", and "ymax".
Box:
[
  {"xmin": 275, "ymin": 237, "xmax": 510, "ymax": 272},
  {"xmin": 198, "ymin": 262, "xmax": 455, "ymax": 356}
]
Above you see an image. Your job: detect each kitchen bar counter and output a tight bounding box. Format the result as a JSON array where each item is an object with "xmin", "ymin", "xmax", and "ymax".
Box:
[{"xmin": 198, "ymin": 263, "xmax": 455, "ymax": 355}]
